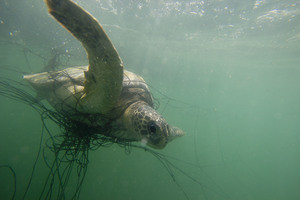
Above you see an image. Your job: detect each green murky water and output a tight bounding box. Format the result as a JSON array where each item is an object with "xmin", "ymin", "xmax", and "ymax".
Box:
[{"xmin": 1, "ymin": 0, "xmax": 300, "ymax": 200}]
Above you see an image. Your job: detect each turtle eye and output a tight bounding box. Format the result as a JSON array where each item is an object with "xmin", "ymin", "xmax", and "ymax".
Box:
[{"xmin": 148, "ymin": 122, "xmax": 157, "ymax": 134}]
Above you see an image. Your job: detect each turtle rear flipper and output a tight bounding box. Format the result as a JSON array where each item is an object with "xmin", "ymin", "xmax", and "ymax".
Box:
[{"xmin": 46, "ymin": 0, "xmax": 123, "ymax": 114}]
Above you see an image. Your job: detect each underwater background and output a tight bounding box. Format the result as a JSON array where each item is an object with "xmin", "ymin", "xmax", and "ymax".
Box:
[{"xmin": 0, "ymin": 0, "xmax": 299, "ymax": 200}]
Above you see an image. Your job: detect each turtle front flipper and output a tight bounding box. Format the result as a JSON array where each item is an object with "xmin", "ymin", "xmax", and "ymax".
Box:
[{"xmin": 46, "ymin": 0, "xmax": 123, "ymax": 114}]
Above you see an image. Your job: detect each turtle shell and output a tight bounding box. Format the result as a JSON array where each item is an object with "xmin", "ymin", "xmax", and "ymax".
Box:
[{"xmin": 24, "ymin": 66, "xmax": 154, "ymax": 119}]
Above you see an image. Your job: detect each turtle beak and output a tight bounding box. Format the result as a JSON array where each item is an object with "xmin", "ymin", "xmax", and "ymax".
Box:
[
  {"xmin": 142, "ymin": 125, "xmax": 184, "ymax": 149},
  {"xmin": 167, "ymin": 125, "xmax": 185, "ymax": 142}
]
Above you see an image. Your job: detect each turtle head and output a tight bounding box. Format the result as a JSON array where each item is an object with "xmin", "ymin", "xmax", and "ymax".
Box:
[{"xmin": 122, "ymin": 102, "xmax": 185, "ymax": 149}]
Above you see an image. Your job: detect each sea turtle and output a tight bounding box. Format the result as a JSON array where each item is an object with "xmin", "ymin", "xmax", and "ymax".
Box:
[{"xmin": 24, "ymin": 0, "xmax": 184, "ymax": 149}]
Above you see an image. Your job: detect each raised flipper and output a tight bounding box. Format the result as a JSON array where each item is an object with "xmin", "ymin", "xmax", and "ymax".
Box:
[{"xmin": 45, "ymin": 0, "xmax": 123, "ymax": 114}]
